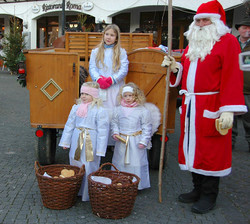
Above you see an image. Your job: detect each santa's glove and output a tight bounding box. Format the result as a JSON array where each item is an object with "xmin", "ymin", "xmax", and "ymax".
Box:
[
  {"xmin": 218, "ymin": 112, "xmax": 234, "ymax": 129},
  {"xmin": 161, "ymin": 55, "xmax": 179, "ymax": 73},
  {"xmin": 97, "ymin": 77, "xmax": 112, "ymax": 89}
]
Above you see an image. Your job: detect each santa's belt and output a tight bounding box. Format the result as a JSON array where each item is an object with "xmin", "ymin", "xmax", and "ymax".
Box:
[
  {"xmin": 179, "ymin": 90, "xmax": 219, "ymax": 133},
  {"xmin": 179, "ymin": 90, "xmax": 219, "ymax": 105},
  {"xmin": 120, "ymin": 130, "xmax": 142, "ymax": 165},
  {"xmin": 74, "ymin": 127, "xmax": 95, "ymax": 162}
]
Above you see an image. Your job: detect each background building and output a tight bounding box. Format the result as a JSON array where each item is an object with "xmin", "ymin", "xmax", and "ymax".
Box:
[{"xmin": 0, "ymin": 0, "xmax": 248, "ymax": 49}]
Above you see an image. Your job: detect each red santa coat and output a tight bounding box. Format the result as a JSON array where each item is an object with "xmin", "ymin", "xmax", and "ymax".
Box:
[{"xmin": 171, "ymin": 33, "xmax": 247, "ymax": 177}]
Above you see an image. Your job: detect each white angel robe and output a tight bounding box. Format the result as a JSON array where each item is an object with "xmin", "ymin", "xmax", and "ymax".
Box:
[
  {"xmin": 111, "ymin": 105, "xmax": 152, "ymax": 190},
  {"xmin": 89, "ymin": 47, "xmax": 129, "ymax": 145},
  {"xmin": 59, "ymin": 104, "xmax": 109, "ymax": 201}
]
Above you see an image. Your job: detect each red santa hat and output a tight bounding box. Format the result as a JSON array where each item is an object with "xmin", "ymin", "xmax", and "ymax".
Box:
[{"xmin": 194, "ymin": 0, "xmax": 226, "ymax": 24}]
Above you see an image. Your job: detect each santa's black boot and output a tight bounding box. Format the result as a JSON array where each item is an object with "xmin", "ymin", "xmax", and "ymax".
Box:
[
  {"xmin": 178, "ymin": 172, "xmax": 203, "ymax": 203},
  {"xmin": 191, "ymin": 176, "xmax": 220, "ymax": 214}
]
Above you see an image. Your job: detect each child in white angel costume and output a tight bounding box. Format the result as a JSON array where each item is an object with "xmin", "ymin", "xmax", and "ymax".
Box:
[
  {"xmin": 89, "ymin": 24, "xmax": 129, "ymax": 146},
  {"xmin": 111, "ymin": 82, "xmax": 161, "ymax": 190},
  {"xmin": 59, "ymin": 82, "xmax": 109, "ymax": 201}
]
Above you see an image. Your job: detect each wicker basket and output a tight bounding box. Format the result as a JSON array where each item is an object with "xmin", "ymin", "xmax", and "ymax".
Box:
[
  {"xmin": 35, "ymin": 161, "xmax": 85, "ymax": 210},
  {"xmin": 88, "ymin": 162, "xmax": 140, "ymax": 219}
]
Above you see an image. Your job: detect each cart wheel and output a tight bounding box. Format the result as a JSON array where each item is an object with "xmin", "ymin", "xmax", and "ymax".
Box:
[
  {"xmin": 35, "ymin": 128, "xmax": 57, "ymax": 165},
  {"xmin": 148, "ymin": 134, "xmax": 167, "ymax": 170}
]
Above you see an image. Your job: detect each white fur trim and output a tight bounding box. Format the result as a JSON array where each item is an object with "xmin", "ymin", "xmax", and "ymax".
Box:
[
  {"xmin": 187, "ymin": 60, "xmax": 197, "ymax": 91},
  {"xmin": 203, "ymin": 105, "xmax": 248, "ymax": 119},
  {"xmin": 203, "ymin": 109, "xmax": 220, "ymax": 119},
  {"xmin": 169, "ymin": 62, "xmax": 183, "ymax": 87},
  {"xmin": 194, "ymin": 13, "xmax": 220, "ymax": 21},
  {"xmin": 144, "ymin": 102, "xmax": 161, "ymax": 135},
  {"xmin": 189, "ymin": 91, "xmax": 196, "ymax": 168},
  {"xmin": 179, "ymin": 164, "xmax": 231, "ymax": 177},
  {"xmin": 219, "ymin": 105, "xmax": 248, "ymax": 115},
  {"xmin": 181, "ymin": 60, "xmax": 198, "ymax": 169}
]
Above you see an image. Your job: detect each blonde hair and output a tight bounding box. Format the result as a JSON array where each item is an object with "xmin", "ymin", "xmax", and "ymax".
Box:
[
  {"xmin": 95, "ymin": 24, "xmax": 121, "ymax": 72},
  {"xmin": 117, "ymin": 82, "xmax": 146, "ymax": 105},
  {"xmin": 77, "ymin": 82, "xmax": 102, "ymax": 107}
]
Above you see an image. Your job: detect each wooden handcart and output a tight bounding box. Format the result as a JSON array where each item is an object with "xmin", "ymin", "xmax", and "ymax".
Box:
[{"xmin": 24, "ymin": 32, "xmax": 181, "ymax": 166}]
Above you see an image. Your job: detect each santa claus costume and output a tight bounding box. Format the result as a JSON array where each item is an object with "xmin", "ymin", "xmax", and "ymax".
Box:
[{"xmin": 168, "ymin": 0, "xmax": 247, "ymax": 213}]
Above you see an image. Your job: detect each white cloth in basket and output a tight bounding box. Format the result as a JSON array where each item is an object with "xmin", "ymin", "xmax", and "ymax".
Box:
[
  {"xmin": 91, "ymin": 176, "xmax": 112, "ymax": 184},
  {"xmin": 43, "ymin": 172, "xmax": 52, "ymax": 178}
]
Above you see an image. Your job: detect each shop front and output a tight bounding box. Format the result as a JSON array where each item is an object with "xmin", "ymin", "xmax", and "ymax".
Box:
[
  {"xmin": 0, "ymin": 0, "xmax": 246, "ymax": 50},
  {"xmin": 36, "ymin": 13, "xmax": 95, "ymax": 48}
]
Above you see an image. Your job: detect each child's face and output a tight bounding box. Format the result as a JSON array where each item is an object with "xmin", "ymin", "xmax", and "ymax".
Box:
[
  {"xmin": 123, "ymin": 92, "xmax": 135, "ymax": 105},
  {"xmin": 104, "ymin": 29, "xmax": 117, "ymax": 45},
  {"xmin": 81, "ymin": 92, "xmax": 93, "ymax": 103}
]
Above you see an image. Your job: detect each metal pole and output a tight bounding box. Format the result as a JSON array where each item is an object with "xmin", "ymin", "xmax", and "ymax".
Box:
[{"xmin": 62, "ymin": 0, "xmax": 65, "ymax": 35}]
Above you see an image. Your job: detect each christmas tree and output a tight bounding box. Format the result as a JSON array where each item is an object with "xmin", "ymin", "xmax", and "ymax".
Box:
[{"xmin": 0, "ymin": 16, "xmax": 25, "ymax": 75}]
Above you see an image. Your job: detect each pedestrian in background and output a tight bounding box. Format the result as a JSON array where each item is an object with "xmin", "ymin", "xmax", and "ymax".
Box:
[
  {"xmin": 161, "ymin": 0, "xmax": 247, "ymax": 214},
  {"xmin": 0, "ymin": 33, "xmax": 3, "ymax": 51},
  {"xmin": 0, "ymin": 33, "xmax": 5, "ymax": 70},
  {"xmin": 232, "ymin": 17, "xmax": 250, "ymax": 152}
]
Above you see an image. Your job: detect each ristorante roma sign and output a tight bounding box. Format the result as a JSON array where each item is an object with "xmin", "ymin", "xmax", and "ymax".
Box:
[{"xmin": 42, "ymin": 1, "xmax": 83, "ymax": 12}]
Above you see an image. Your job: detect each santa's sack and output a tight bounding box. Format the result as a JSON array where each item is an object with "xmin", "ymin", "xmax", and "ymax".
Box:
[
  {"xmin": 35, "ymin": 161, "xmax": 85, "ymax": 210},
  {"xmin": 88, "ymin": 162, "xmax": 140, "ymax": 219}
]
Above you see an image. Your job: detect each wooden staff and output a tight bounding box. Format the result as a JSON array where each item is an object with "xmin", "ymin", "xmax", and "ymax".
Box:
[{"xmin": 158, "ymin": 0, "xmax": 173, "ymax": 203}]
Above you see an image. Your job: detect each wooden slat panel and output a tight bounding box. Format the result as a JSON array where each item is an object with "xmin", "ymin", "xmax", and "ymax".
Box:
[
  {"xmin": 69, "ymin": 38, "xmax": 86, "ymax": 42},
  {"xmin": 54, "ymin": 48, "xmax": 66, "ymax": 52},
  {"xmin": 127, "ymin": 49, "xmax": 178, "ymax": 134},
  {"xmin": 64, "ymin": 32, "xmax": 154, "ymax": 68},
  {"xmin": 25, "ymin": 52, "xmax": 79, "ymax": 129},
  {"xmin": 129, "ymin": 62, "xmax": 167, "ymax": 74},
  {"xmin": 65, "ymin": 33, "xmax": 69, "ymax": 52}
]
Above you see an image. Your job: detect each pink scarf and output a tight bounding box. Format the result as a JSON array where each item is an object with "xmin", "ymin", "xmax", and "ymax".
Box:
[
  {"xmin": 121, "ymin": 99, "xmax": 138, "ymax": 108},
  {"xmin": 76, "ymin": 102, "xmax": 91, "ymax": 117}
]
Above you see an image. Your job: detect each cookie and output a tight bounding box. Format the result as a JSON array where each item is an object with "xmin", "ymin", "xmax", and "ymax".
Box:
[{"xmin": 61, "ymin": 169, "xmax": 75, "ymax": 177}]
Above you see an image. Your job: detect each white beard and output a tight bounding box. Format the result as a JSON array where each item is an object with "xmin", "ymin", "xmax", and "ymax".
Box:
[{"xmin": 185, "ymin": 20, "xmax": 230, "ymax": 62}]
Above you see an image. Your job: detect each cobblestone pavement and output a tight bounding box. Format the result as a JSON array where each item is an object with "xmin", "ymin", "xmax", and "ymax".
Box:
[{"xmin": 0, "ymin": 72, "xmax": 249, "ymax": 224}]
